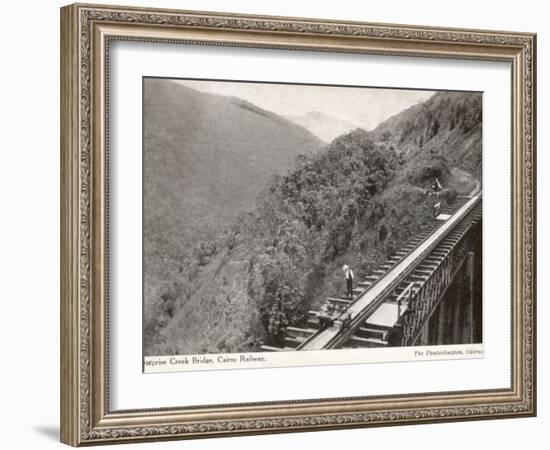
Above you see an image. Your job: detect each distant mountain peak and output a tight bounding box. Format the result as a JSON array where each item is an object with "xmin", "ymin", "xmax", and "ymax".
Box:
[
  {"xmin": 305, "ymin": 111, "xmax": 326, "ymax": 119},
  {"xmin": 286, "ymin": 111, "xmax": 363, "ymax": 143}
]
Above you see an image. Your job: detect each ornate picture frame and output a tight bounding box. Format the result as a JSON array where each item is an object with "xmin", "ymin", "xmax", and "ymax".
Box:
[{"xmin": 60, "ymin": 3, "xmax": 536, "ymax": 446}]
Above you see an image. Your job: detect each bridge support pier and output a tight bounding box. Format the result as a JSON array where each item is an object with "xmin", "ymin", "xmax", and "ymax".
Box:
[
  {"xmin": 435, "ymin": 291, "xmax": 448, "ymax": 345},
  {"xmin": 465, "ymin": 251, "xmax": 475, "ymax": 343},
  {"xmin": 416, "ymin": 250, "xmax": 476, "ymax": 346},
  {"xmin": 420, "ymin": 317, "xmax": 430, "ymax": 345},
  {"xmin": 452, "ymin": 276, "xmax": 462, "ymax": 344}
]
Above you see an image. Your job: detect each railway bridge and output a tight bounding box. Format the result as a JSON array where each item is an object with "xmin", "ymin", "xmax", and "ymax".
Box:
[{"xmin": 262, "ymin": 187, "xmax": 482, "ymax": 352}]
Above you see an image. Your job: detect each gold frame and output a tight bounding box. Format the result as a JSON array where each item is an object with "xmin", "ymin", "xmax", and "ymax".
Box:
[{"xmin": 60, "ymin": 3, "xmax": 537, "ymax": 446}]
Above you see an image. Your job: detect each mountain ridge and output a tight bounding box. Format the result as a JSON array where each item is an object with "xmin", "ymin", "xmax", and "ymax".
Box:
[
  {"xmin": 143, "ymin": 79, "xmax": 324, "ymax": 243},
  {"xmin": 370, "ymin": 91, "xmax": 482, "ymax": 176}
]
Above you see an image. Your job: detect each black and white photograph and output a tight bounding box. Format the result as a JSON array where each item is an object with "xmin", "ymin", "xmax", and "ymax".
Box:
[
  {"xmin": 0, "ymin": 0, "xmax": 542, "ymax": 446},
  {"xmin": 143, "ymin": 77, "xmax": 483, "ymax": 371}
]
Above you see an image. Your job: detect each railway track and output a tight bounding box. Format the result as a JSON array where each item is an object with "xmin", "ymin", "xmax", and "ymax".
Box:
[
  {"xmin": 340, "ymin": 201, "xmax": 482, "ymax": 349},
  {"xmin": 261, "ymin": 189, "xmax": 481, "ymax": 352}
]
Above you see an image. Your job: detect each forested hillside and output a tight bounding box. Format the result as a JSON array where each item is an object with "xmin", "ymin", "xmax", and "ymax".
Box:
[
  {"xmin": 144, "ymin": 88, "xmax": 481, "ymax": 356},
  {"xmin": 371, "ymin": 91, "xmax": 482, "ymax": 176},
  {"xmin": 143, "ymin": 78, "xmax": 322, "ymax": 255},
  {"xmin": 143, "ymin": 79, "xmax": 324, "ymax": 351}
]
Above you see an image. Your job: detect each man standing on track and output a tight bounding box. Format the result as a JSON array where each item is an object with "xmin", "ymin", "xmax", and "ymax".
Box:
[
  {"xmin": 432, "ymin": 177, "xmax": 442, "ymax": 192},
  {"xmin": 343, "ymin": 264, "xmax": 355, "ymax": 299}
]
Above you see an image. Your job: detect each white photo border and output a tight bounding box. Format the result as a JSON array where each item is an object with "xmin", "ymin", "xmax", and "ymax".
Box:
[{"xmin": 109, "ymin": 40, "xmax": 511, "ymax": 411}]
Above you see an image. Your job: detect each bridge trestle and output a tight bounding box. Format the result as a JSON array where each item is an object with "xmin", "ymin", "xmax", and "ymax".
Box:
[
  {"xmin": 388, "ymin": 205, "xmax": 482, "ymax": 347},
  {"xmin": 260, "ymin": 194, "xmax": 481, "ymax": 353}
]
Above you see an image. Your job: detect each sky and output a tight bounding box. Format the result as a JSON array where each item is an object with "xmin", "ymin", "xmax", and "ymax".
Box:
[{"xmin": 175, "ymin": 78, "xmax": 436, "ymax": 131}]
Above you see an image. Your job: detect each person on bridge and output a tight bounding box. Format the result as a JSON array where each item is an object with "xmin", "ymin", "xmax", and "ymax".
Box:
[
  {"xmin": 432, "ymin": 177, "xmax": 442, "ymax": 192},
  {"xmin": 343, "ymin": 265, "xmax": 355, "ymax": 299},
  {"xmin": 433, "ymin": 201, "xmax": 442, "ymax": 218},
  {"xmin": 317, "ymin": 305, "xmax": 334, "ymax": 330}
]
